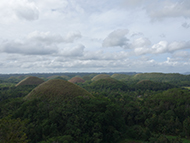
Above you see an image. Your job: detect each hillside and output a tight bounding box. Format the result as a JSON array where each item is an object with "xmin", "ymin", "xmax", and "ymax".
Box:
[
  {"xmin": 24, "ymin": 79, "xmax": 93, "ymax": 101},
  {"xmin": 111, "ymin": 73, "xmax": 131, "ymax": 81},
  {"xmin": 134, "ymin": 79, "xmax": 177, "ymax": 91},
  {"xmin": 15, "ymin": 76, "xmax": 44, "ymax": 87}
]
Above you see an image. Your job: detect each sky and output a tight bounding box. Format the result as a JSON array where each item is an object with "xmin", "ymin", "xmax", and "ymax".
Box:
[{"xmin": 0, "ymin": 0, "xmax": 190, "ymax": 73}]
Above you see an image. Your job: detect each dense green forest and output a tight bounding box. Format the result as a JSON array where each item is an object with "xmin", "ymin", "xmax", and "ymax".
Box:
[{"xmin": 0, "ymin": 72, "xmax": 190, "ymax": 143}]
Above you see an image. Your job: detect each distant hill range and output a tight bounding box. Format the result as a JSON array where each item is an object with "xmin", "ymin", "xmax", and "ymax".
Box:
[
  {"xmin": 0, "ymin": 72, "xmax": 138, "ymax": 80},
  {"xmin": 183, "ymin": 72, "xmax": 190, "ymax": 75}
]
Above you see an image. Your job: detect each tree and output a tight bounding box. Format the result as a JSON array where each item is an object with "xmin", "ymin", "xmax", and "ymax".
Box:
[{"xmin": 0, "ymin": 116, "xmax": 28, "ymax": 143}]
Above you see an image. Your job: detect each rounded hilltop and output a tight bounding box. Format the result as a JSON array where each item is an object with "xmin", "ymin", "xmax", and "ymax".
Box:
[
  {"xmin": 47, "ymin": 75, "xmax": 70, "ymax": 80},
  {"xmin": 24, "ymin": 79, "xmax": 93, "ymax": 101},
  {"xmin": 68, "ymin": 77, "xmax": 85, "ymax": 83},
  {"xmin": 91, "ymin": 74, "xmax": 110, "ymax": 81},
  {"xmin": 111, "ymin": 74, "xmax": 131, "ymax": 80},
  {"xmin": 16, "ymin": 76, "xmax": 44, "ymax": 87}
]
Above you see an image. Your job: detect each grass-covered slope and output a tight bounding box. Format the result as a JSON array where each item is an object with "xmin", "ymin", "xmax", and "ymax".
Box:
[
  {"xmin": 91, "ymin": 74, "xmax": 110, "ymax": 81},
  {"xmin": 111, "ymin": 74, "xmax": 131, "ymax": 81},
  {"xmin": 68, "ymin": 77, "xmax": 85, "ymax": 83},
  {"xmin": 47, "ymin": 75, "xmax": 70, "ymax": 80},
  {"xmin": 132, "ymin": 73, "xmax": 190, "ymax": 83},
  {"xmin": 15, "ymin": 76, "xmax": 44, "ymax": 87},
  {"xmin": 24, "ymin": 79, "xmax": 93, "ymax": 101}
]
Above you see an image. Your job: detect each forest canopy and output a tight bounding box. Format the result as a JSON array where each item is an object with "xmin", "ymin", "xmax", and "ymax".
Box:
[{"xmin": 0, "ymin": 72, "xmax": 190, "ymax": 143}]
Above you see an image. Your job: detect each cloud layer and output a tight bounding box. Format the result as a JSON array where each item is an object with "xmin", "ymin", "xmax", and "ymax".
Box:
[{"xmin": 0, "ymin": 0, "xmax": 190, "ymax": 73}]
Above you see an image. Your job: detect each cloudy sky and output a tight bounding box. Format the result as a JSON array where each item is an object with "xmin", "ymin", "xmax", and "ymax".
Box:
[{"xmin": 0, "ymin": 0, "xmax": 190, "ymax": 73}]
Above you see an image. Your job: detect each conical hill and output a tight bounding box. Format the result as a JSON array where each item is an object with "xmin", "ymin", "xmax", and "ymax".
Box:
[
  {"xmin": 91, "ymin": 74, "xmax": 110, "ymax": 81},
  {"xmin": 24, "ymin": 79, "xmax": 93, "ymax": 101},
  {"xmin": 68, "ymin": 77, "xmax": 85, "ymax": 83},
  {"xmin": 16, "ymin": 76, "xmax": 44, "ymax": 87}
]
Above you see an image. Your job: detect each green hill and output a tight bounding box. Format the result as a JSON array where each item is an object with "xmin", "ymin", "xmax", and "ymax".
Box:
[
  {"xmin": 132, "ymin": 73, "xmax": 190, "ymax": 86},
  {"xmin": 90, "ymin": 78, "xmax": 128, "ymax": 91},
  {"xmin": 111, "ymin": 74, "xmax": 131, "ymax": 80},
  {"xmin": 15, "ymin": 76, "xmax": 44, "ymax": 87},
  {"xmin": 24, "ymin": 79, "xmax": 93, "ymax": 101},
  {"xmin": 91, "ymin": 74, "xmax": 110, "ymax": 81}
]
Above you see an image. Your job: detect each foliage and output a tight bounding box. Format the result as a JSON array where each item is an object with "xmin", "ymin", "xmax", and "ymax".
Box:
[
  {"xmin": 14, "ymin": 97, "xmax": 126, "ymax": 143},
  {"xmin": 0, "ymin": 116, "xmax": 28, "ymax": 143},
  {"xmin": 1, "ymin": 73, "xmax": 190, "ymax": 143}
]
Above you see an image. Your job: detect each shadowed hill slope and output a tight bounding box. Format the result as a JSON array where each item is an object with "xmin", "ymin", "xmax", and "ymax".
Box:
[
  {"xmin": 24, "ymin": 79, "xmax": 93, "ymax": 101},
  {"xmin": 68, "ymin": 77, "xmax": 85, "ymax": 83},
  {"xmin": 134, "ymin": 79, "xmax": 177, "ymax": 91},
  {"xmin": 15, "ymin": 76, "xmax": 44, "ymax": 87}
]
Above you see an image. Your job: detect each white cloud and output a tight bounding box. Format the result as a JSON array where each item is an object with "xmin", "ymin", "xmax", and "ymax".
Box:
[
  {"xmin": 131, "ymin": 37, "xmax": 151, "ymax": 55},
  {"xmin": 132, "ymin": 39, "xmax": 190, "ymax": 55},
  {"xmin": 59, "ymin": 44, "xmax": 85, "ymax": 57},
  {"xmin": 102, "ymin": 29, "xmax": 129, "ymax": 48},
  {"xmin": 151, "ymin": 41, "xmax": 168, "ymax": 54}
]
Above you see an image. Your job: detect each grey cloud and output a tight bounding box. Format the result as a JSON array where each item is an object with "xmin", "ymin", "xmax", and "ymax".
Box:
[
  {"xmin": 64, "ymin": 31, "xmax": 82, "ymax": 43},
  {"xmin": 171, "ymin": 51, "xmax": 190, "ymax": 62},
  {"xmin": 27, "ymin": 31, "xmax": 64, "ymax": 44},
  {"xmin": 148, "ymin": 0, "xmax": 190, "ymax": 20},
  {"xmin": 0, "ymin": 40, "xmax": 58, "ymax": 55},
  {"xmin": 131, "ymin": 32, "xmax": 144, "ymax": 37},
  {"xmin": 14, "ymin": 1, "xmax": 39, "ymax": 21},
  {"xmin": 173, "ymin": 51, "xmax": 190, "ymax": 58},
  {"xmin": 82, "ymin": 50, "xmax": 130, "ymax": 61},
  {"xmin": 121, "ymin": 0, "xmax": 148, "ymax": 8},
  {"xmin": 182, "ymin": 22, "xmax": 190, "ymax": 29},
  {"xmin": 0, "ymin": 31, "xmax": 82, "ymax": 56},
  {"xmin": 102, "ymin": 29, "xmax": 129, "ymax": 48},
  {"xmin": 28, "ymin": 31, "xmax": 81, "ymax": 43}
]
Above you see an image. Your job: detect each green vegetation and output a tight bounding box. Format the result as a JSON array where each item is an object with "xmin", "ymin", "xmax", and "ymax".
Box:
[{"xmin": 0, "ymin": 72, "xmax": 190, "ymax": 143}]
